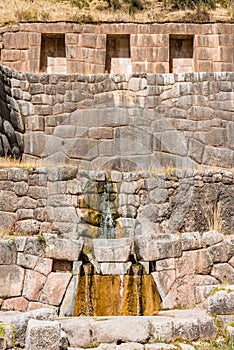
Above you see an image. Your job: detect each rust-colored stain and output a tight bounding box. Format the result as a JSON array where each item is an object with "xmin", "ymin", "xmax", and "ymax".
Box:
[{"xmin": 73, "ymin": 263, "xmax": 161, "ymax": 316}]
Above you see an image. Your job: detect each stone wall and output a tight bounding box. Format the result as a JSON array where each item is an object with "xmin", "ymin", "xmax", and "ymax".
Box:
[
  {"xmin": 1, "ymin": 22, "xmax": 234, "ymax": 74},
  {"xmin": 0, "ymin": 67, "xmax": 24, "ymax": 158},
  {"xmin": 1, "ymin": 229, "xmax": 234, "ymax": 314},
  {"xmin": 0, "ymin": 167, "xmax": 233, "ymax": 239},
  {"xmin": 1, "ymin": 65, "xmax": 234, "ymax": 170}
]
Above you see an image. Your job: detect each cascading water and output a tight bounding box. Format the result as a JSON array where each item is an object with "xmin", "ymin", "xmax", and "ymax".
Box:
[
  {"xmin": 98, "ymin": 181, "xmax": 116, "ymax": 239},
  {"xmin": 73, "ymin": 179, "xmax": 161, "ymax": 316}
]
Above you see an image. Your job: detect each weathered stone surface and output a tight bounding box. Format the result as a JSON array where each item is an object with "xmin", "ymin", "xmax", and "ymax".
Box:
[
  {"xmin": 207, "ymin": 289, "xmax": 234, "ymax": 315},
  {"xmin": 15, "ymin": 219, "xmax": 40, "ymax": 235},
  {"xmin": 40, "ymin": 272, "xmax": 72, "ymax": 306},
  {"xmin": 92, "ymin": 317, "xmax": 150, "ymax": 344},
  {"xmin": 0, "ymin": 265, "xmax": 25, "ymax": 297},
  {"xmin": 211, "ymin": 263, "xmax": 234, "ymax": 283},
  {"xmin": 12, "ymin": 308, "xmax": 58, "ymax": 347},
  {"xmin": 60, "ymin": 318, "xmax": 93, "ymax": 348},
  {"xmin": 145, "ymin": 345, "xmax": 177, "ymax": 350},
  {"xmin": 59, "ymin": 276, "xmax": 77, "ymax": 317},
  {"xmin": 135, "ymin": 234, "xmax": 182, "ymax": 262},
  {"xmin": 17, "ymin": 252, "xmax": 38, "ymax": 269},
  {"xmin": 0, "ymin": 240, "xmax": 17, "ymax": 264},
  {"xmin": 23, "ymin": 270, "xmax": 46, "ymax": 301},
  {"xmin": 100, "ymin": 262, "xmax": 132, "ymax": 275},
  {"xmin": 92, "ymin": 238, "xmax": 132, "ymax": 262},
  {"xmin": 0, "ymin": 191, "xmax": 18, "ymax": 211},
  {"xmin": 202, "ymin": 231, "xmax": 224, "ymax": 247},
  {"xmin": 25, "ymin": 319, "xmax": 62, "ymax": 350},
  {"xmin": 116, "ymin": 342, "xmax": 144, "ymax": 349},
  {"xmin": 34, "ymin": 257, "xmax": 53, "ymax": 276},
  {"xmin": 162, "ymin": 275, "xmax": 219, "ymax": 309},
  {"xmin": 44, "ymin": 234, "xmax": 84, "ymax": 261},
  {"xmin": 176, "ymin": 250, "xmax": 213, "ymax": 277},
  {"xmin": 181, "ymin": 232, "xmax": 202, "ymax": 251},
  {"xmin": 149, "ymin": 316, "xmax": 174, "ymax": 342},
  {"xmin": 2, "ymin": 296, "xmax": 28, "ymax": 311}
]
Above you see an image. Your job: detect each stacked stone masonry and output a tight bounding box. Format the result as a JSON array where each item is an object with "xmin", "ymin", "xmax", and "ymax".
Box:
[
  {"xmin": 1, "ymin": 23, "xmax": 234, "ymax": 74},
  {"xmin": 0, "ymin": 65, "xmax": 234, "ymax": 169},
  {"xmin": 1, "ymin": 229, "xmax": 234, "ymax": 313},
  {"xmin": 0, "ymin": 167, "xmax": 234, "ymax": 314},
  {"xmin": 0, "ymin": 167, "xmax": 233, "ymax": 238}
]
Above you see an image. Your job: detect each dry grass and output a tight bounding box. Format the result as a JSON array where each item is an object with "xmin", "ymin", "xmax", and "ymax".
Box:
[
  {"xmin": 0, "ymin": 157, "xmax": 41, "ymax": 169},
  {"xmin": 0, "ymin": 0, "xmax": 233, "ymax": 25}
]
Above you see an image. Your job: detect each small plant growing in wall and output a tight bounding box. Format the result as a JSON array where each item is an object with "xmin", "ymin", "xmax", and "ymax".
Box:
[{"xmin": 38, "ymin": 235, "xmax": 46, "ymax": 251}]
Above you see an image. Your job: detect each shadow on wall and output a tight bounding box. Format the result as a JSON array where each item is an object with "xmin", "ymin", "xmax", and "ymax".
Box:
[{"xmin": 0, "ymin": 69, "xmax": 24, "ymax": 159}]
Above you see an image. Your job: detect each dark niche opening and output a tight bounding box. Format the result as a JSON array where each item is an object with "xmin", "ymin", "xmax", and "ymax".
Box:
[
  {"xmin": 105, "ymin": 34, "xmax": 131, "ymax": 73},
  {"xmin": 52, "ymin": 259, "xmax": 72, "ymax": 272},
  {"xmin": 40, "ymin": 34, "xmax": 66, "ymax": 73},
  {"xmin": 169, "ymin": 35, "xmax": 194, "ymax": 73}
]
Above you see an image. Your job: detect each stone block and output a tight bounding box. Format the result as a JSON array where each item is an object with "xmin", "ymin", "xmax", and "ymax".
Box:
[
  {"xmin": 89, "ymin": 127, "xmax": 113, "ymax": 139},
  {"xmin": 202, "ymin": 146, "xmax": 233, "ymax": 168},
  {"xmin": 2, "ymin": 296, "xmax": 28, "ymax": 311},
  {"xmin": 0, "ymin": 265, "xmax": 25, "ymax": 297},
  {"xmin": 117, "ymin": 343, "xmax": 144, "ymax": 350},
  {"xmin": 181, "ymin": 232, "xmax": 203, "ymax": 251},
  {"xmin": 0, "ymin": 191, "xmax": 18, "ymax": 212},
  {"xmin": 40, "ymin": 272, "xmax": 72, "ymax": 306},
  {"xmin": 92, "ymin": 238, "xmax": 132, "ymax": 262},
  {"xmin": 15, "ymin": 219, "xmax": 40, "ymax": 235},
  {"xmin": 207, "ymin": 289, "xmax": 234, "ymax": 315},
  {"xmin": 161, "ymin": 131, "xmax": 188, "ymax": 157},
  {"xmin": 44, "ymin": 234, "xmax": 84, "ymax": 261},
  {"xmin": 188, "ymin": 139, "xmax": 204, "ymax": 164},
  {"xmin": 59, "ymin": 276, "xmax": 77, "ymax": 317},
  {"xmin": 24, "ymin": 132, "xmax": 46, "ymax": 157},
  {"xmin": 211, "ymin": 263, "xmax": 234, "ymax": 284},
  {"xmin": 202, "ymin": 231, "xmax": 224, "ymax": 247},
  {"xmin": 67, "ymin": 138, "xmax": 98, "ymax": 160},
  {"xmin": 145, "ymin": 345, "xmax": 177, "ymax": 350},
  {"xmin": 100, "ymin": 262, "xmax": 132, "ymax": 275},
  {"xmin": 176, "ymin": 250, "xmax": 213, "ymax": 278},
  {"xmin": 0, "ymin": 240, "xmax": 17, "ymax": 264},
  {"xmin": 23, "ymin": 270, "xmax": 46, "ymax": 301},
  {"xmin": 152, "ymin": 270, "xmax": 176, "ymax": 299},
  {"xmin": 35, "ymin": 257, "xmax": 53, "ymax": 276},
  {"xmin": 25, "ymin": 319, "xmax": 61, "ymax": 350},
  {"xmin": 135, "ymin": 234, "xmax": 182, "ymax": 262},
  {"xmin": 149, "ymin": 316, "xmax": 174, "ymax": 342},
  {"xmin": 92, "ymin": 317, "xmax": 150, "ymax": 344},
  {"xmin": 60, "ymin": 318, "xmax": 93, "ymax": 347},
  {"xmin": 17, "ymin": 252, "xmax": 38, "ymax": 269}
]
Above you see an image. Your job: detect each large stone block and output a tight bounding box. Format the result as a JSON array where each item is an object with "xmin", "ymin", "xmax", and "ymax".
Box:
[
  {"xmin": 207, "ymin": 289, "xmax": 234, "ymax": 315},
  {"xmin": 23, "ymin": 269, "xmax": 46, "ymax": 301},
  {"xmin": 92, "ymin": 317, "xmax": 150, "ymax": 344},
  {"xmin": 161, "ymin": 131, "xmax": 188, "ymax": 157},
  {"xmin": 92, "ymin": 238, "xmax": 132, "ymax": 262},
  {"xmin": 25, "ymin": 319, "xmax": 62, "ymax": 350},
  {"xmin": 40, "ymin": 272, "xmax": 72, "ymax": 306},
  {"xmin": 0, "ymin": 265, "xmax": 25, "ymax": 297},
  {"xmin": 135, "ymin": 234, "xmax": 182, "ymax": 262},
  {"xmin": 44, "ymin": 234, "xmax": 84, "ymax": 261},
  {"xmin": 0, "ymin": 191, "xmax": 18, "ymax": 211},
  {"xmin": 176, "ymin": 249, "xmax": 213, "ymax": 278},
  {"xmin": 0, "ymin": 240, "xmax": 17, "ymax": 264}
]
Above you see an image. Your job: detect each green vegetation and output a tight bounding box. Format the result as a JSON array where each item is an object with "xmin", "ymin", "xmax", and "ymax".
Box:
[
  {"xmin": 0, "ymin": 324, "xmax": 5, "ymax": 338},
  {"xmin": 37, "ymin": 234, "xmax": 46, "ymax": 250}
]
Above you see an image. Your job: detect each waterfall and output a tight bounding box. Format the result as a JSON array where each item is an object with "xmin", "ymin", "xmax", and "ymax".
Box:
[{"xmin": 98, "ymin": 181, "xmax": 116, "ymax": 239}]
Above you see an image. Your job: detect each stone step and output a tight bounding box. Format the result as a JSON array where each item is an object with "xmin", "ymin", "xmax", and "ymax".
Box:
[{"xmin": 60, "ymin": 309, "xmax": 216, "ymax": 348}]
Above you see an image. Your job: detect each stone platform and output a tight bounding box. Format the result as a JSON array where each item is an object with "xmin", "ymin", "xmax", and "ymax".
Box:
[{"xmin": 1, "ymin": 305, "xmax": 234, "ymax": 349}]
